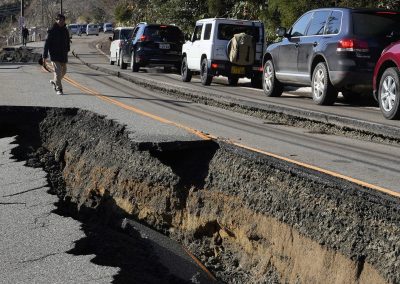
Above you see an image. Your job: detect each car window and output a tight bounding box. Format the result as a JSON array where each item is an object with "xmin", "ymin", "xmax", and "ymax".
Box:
[
  {"xmin": 325, "ymin": 11, "xmax": 342, "ymax": 35},
  {"xmin": 203, "ymin": 24, "xmax": 212, "ymax": 40},
  {"xmin": 352, "ymin": 12, "xmax": 400, "ymax": 37},
  {"xmin": 290, "ymin": 12, "xmax": 312, "ymax": 37},
  {"xmin": 131, "ymin": 27, "xmax": 139, "ymax": 40},
  {"xmin": 217, "ymin": 24, "xmax": 260, "ymax": 42},
  {"xmin": 307, "ymin": 11, "xmax": 330, "ymax": 36},
  {"xmin": 120, "ymin": 29, "xmax": 133, "ymax": 40},
  {"xmin": 193, "ymin": 24, "xmax": 203, "ymax": 41},
  {"xmin": 143, "ymin": 26, "xmax": 184, "ymax": 42}
]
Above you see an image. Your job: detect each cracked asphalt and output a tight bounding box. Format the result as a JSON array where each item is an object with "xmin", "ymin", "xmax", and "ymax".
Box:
[{"xmin": 0, "ymin": 136, "xmax": 119, "ymax": 283}]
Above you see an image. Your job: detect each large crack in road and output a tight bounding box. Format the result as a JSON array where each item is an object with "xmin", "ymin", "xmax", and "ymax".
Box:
[{"xmin": 1, "ymin": 106, "xmax": 399, "ymax": 283}]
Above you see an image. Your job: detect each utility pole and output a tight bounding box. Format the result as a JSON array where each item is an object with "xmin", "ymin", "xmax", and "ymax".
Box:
[
  {"xmin": 21, "ymin": 0, "xmax": 24, "ymax": 17},
  {"xmin": 60, "ymin": 0, "xmax": 63, "ymax": 14}
]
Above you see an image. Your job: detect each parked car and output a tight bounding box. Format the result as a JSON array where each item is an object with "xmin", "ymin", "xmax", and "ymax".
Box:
[
  {"xmin": 104, "ymin": 23, "xmax": 113, "ymax": 33},
  {"xmin": 86, "ymin": 23, "xmax": 99, "ymax": 36},
  {"xmin": 68, "ymin": 24, "xmax": 79, "ymax": 37},
  {"xmin": 109, "ymin": 27, "xmax": 134, "ymax": 66},
  {"xmin": 98, "ymin": 23, "xmax": 104, "ymax": 32},
  {"xmin": 182, "ymin": 18, "xmax": 264, "ymax": 86},
  {"xmin": 79, "ymin": 24, "xmax": 87, "ymax": 35},
  {"xmin": 119, "ymin": 23, "xmax": 184, "ymax": 72},
  {"xmin": 373, "ymin": 41, "xmax": 400, "ymax": 119},
  {"xmin": 263, "ymin": 8, "xmax": 400, "ymax": 105}
]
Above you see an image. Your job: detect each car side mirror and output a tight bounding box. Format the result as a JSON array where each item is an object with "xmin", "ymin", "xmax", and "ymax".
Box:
[{"xmin": 276, "ymin": 27, "xmax": 287, "ymax": 38}]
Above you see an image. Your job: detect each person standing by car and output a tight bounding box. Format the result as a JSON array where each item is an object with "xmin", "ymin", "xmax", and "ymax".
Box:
[
  {"xmin": 43, "ymin": 14, "xmax": 70, "ymax": 95},
  {"xmin": 21, "ymin": 26, "xmax": 29, "ymax": 46}
]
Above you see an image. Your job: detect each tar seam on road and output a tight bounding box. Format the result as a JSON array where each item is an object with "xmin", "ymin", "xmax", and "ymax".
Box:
[{"xmin": 43, "ymin": 63, "xmax": 400, "ymax": 198}]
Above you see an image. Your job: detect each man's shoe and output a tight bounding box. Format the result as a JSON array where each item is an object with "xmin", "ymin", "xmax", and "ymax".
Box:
[
  {"xmin": 50, "ymin": 80, "xmax": 56, "ymax": 91},
  {"xmin": 56, "ymin": 90, "xmax": 63, "ymax": 95}
]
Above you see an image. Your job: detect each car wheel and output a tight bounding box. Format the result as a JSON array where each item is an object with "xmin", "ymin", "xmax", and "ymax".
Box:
[
  {"xmin": 228, "ymin": 76, "xmax": 239, "ymax": 86},
  {"xmin": 263, "ymin": 59, "xmax": 283, "ymax": 97},
  {"xmin": 130, "ymin": 51, "xmax": 139, "ymax": 72},
  {"xmin": 181, "ymin": 57, "xmax": 192, "ymax": 82},
  {"xmin": 110, "ymin": 56, "xmax": 115, "ymax": 65},
  {"xmin": 312, "ymin": 62, "xmax": 338, "ymax": 105},
  {"xmin": 119, "ymin": 51, "xmax": 127, "ymax": 69},
  {"xmin": 200, "ymin": 58, "xmax": 212, "ymax": 86},
  {"xmin": 116, "ymin": 52, "xmax": 120, "ymax": 66},
  {"xmin": 378, "ymin": 67, "xmax": 400, "ymax": 120}
]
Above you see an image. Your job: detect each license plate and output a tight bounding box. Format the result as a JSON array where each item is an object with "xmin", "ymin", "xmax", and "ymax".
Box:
[
  {"xmin": 159, "ymin": 43, "xmax": 170, "ymax": 49},
  {"xmin": 231, "ymin": 66, "xmax": 245, "ymax": 74}
]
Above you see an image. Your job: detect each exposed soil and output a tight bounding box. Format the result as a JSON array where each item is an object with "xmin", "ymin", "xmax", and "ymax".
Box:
[{"xmin": 1, "ymin": 106, "xmax": 399, "ymax": 283}]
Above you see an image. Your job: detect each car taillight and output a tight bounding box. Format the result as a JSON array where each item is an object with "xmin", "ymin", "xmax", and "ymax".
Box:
[
  {"xmin": 139, "ymin": 35, "xmax": 151, "ymax": 42},
  {"xmin": 337, "ymin": 38, "xmax": 369, "ymax": 52}
]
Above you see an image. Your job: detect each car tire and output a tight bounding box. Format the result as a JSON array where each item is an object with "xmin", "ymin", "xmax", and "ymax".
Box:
[
  {"xmin": 200, "ymin": 58, "xmax": 212, "ymax": 86},
  {"xmin": 181, "ymin": 57, "xmax": 192, "ymax": 82},
  {"xmin": 311, "ymin": 62, "xmax": 338, "ymax": 105},
  {"xmin": 116, "ymin": 52, "xmax": 120, "ymax": 66},
  {"xmin": 119, "ymin": 51, "xmax": 127, "ymax": 69},
  {"xmin": 228, "ymin": 76, "xmax": 239, "ymax": 86},
  {"xmin": 263, "ymin": 59, "xmax": 283, "ymax": 97},
  {"xmin": 378, "ymin": 67, "xmax": 400, "ymax": 120},
  {"xmin": 110, "ymin": 56, "xmax": 115, "ymax": 65},
  {"xmin": 130, "ymin": 51, "xmax": 139, "ymax": 72}
]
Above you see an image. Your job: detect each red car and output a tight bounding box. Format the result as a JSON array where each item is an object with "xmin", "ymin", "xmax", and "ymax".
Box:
[{"xmin": 373, "ymin": 41, "xmax": 400, "ymax": 120}]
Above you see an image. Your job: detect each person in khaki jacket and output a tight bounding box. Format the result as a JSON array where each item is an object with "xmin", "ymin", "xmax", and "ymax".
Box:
[{"xmin": 43, "ymin": 14, "xmax": 70, "ymax": 95}]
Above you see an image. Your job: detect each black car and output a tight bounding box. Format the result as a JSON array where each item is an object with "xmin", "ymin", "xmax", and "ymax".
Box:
[
  {"xmin": 119, "ymin": 23, "xmax": 184, "ymax": 72},
  {"xmin": 263, "ymin": 8, "xmax": 400, "ymax": 105}
]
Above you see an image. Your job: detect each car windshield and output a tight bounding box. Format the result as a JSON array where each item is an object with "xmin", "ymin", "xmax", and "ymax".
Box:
[
  {"xmin": 353, "ymin": 12, "xmax": 400, "ymax": 38},
  {"xmin": 217, "ymin": 24, "xmax": 260, "ymax": 42},
  {"xmin": 144, "ymin": 26, "xmax": 184, "ymax": 43}
]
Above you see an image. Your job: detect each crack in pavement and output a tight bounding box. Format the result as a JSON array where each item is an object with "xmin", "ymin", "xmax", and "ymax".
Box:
[
  {"xmin": 0, "ymin": 202, "xmax": 26, "ymax": 205},
  {"xmin": 2, "ymin": 185, "xmax": 46, "ymax": 197},
  {"xmin": 21, "ymin": 252, "xmax": 60, "ymax": 264}
]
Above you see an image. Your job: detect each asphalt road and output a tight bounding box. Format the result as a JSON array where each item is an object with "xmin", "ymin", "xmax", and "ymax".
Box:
[{"xmin": 4, "ymin": 35, "xmax": 398, "ymax": 194}]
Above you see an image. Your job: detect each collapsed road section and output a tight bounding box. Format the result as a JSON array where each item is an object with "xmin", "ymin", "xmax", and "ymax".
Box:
[{"xmin": 1, "ymin": 106, "xmax": 399, "ymax": 283}]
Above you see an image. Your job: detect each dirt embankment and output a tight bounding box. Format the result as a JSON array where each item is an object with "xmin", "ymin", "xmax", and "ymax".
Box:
[{"xmin": 1, "ymin": 106, "xmax": 399, "ymax": 283}]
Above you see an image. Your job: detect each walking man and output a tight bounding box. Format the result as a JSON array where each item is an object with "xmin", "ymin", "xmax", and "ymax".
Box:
[
  {"xmin": 43, "ymin": 14, "xmax": 70, "ymax": 95},
  {"xmin": 21, "ymin": 26, "xmax": 29, "ymax": 46}
]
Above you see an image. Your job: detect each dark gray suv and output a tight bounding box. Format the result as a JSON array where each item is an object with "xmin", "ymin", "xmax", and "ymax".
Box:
[{"xmin": 263, "ymin": 8, "xmax": 400, "ymax": 105}]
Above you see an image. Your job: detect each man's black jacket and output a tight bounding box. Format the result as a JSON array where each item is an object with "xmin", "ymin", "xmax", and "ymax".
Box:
[{"xmin": 43, "ymin": 23, "xmax": 70, "ymax": 63}]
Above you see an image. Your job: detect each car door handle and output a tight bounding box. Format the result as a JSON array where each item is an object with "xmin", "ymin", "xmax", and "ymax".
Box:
[{"xmin": 313, "ymin": 42, "xmax": 318, "ymax": 47}]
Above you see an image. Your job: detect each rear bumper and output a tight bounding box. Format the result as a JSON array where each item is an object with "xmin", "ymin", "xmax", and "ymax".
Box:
[
  {"xmin": 208, "ymin": 60, "xmax": 262, "ymax": 78},
  {"xmin": 135, "ymin": 51, "xmax": 181, "ymax": 67},
  {"xmin": 329, "ymin": 70, "xmax": 373, "ymax": 92}
]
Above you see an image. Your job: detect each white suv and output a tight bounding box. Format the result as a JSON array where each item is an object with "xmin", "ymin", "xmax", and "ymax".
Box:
[{"xmin": 181, "ymin": 18, "xmax": 265, "ymax": 87}]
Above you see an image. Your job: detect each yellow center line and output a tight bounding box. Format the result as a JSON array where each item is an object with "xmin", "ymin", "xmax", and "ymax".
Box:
[{"xmin": 62, "ymin": 73, "xmax": 399, "ymax": 199}]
